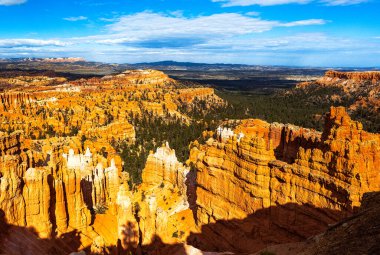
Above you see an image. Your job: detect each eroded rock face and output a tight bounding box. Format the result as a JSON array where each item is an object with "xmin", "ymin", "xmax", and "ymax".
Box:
[
  {"xmin": 23, "ymin": 168, "xmax": 53, "ymax": 238},
  {"xmin": 142, "ymin": 142, "xmax": 189, "ymax": 193},
  {"xmin": 189, "ymin": 106, "xmax": 380, "ymax": 253},
  {"xmin": 136, "ymin": 143, "xmax": 196, "ymax": 248},
  {"xmin": 0, "ymin": 70, "xmax": 223, "ymax": 140},
  {"xmin": 0, "ymin": 126, "xmax": 130, "ymax": 253},
  {"xmin": 0, "ymin": 136, "xmax": 196, "ymax": 254},
  {"xmin": 325, "ymin": 70, "xmax": 380, "ymax": 82},
  {"xmin": 1, "ymin": 69, "xmax": 379, "ymax": 254},
  {"xmin": 0, "ymin": 69, "xmax": 225, "ymax": 255},
  {"xmin": 295, "ymin": 70, "xmax": 380, "ymax": 132}
]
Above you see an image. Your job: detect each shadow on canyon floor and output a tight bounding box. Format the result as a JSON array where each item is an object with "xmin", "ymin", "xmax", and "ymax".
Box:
[
  {"xmin": 0, "ymin": 199, "xmax": 356, "ymax": 255},
  {"xmin": 0, "ymin": 209, "xmax": 83, "ymax": 255},
  {"xmin": 185, "ymin": 202, "xmax": 348, "ymax": 254}
]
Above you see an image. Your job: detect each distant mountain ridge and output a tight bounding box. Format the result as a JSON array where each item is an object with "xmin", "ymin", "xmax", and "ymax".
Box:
[{"xmin": 1, "ymin": 58, "xmax": 379, "ymax": 70}]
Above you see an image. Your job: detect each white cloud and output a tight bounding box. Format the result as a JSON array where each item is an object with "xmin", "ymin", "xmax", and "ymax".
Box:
[
  {"xmin": 0, "ymin": 0, "xmax": 26, "ymax": 6},
  {"xmin": 198, "ymin": 33, "xmax": 359, "ymax": 52},
  {"xmin": 2, "ymin": 33, "xmax": 380, "ymax": 67},
  {"xmin": 0, "ymin": 39, "xmax": 67, "ymax": 48},
  {"xmin": 245, "ymin": 11, "xmax": 260, "ymax": 16},
  {"xmin": 213, "ymin": 0, "xmax": 367, "ymax": 6},
  {"xmin": 212, "ymin": 0, "xmax": 310, "ymax": 7},
  {"xmin": 99, "ymin": 17, "xmax": 118, "ymax": 22},
  {"xmin": 98, "ymin": 12, "xmax": 325, "ymax": 44},
  {"xmin": 320, "ymin": 0, "xmax": 367, "ymax": 5},
  {"xmin": 1, "ymin": 11, "xmax": 378, "ymax": 67},
  {"xmin": 279, "ymin": 19, "xmax": 327, "ymax": 27},
  {"xmin": 63, "ymin": 16, "xmax": 88, "ymax": 21}
]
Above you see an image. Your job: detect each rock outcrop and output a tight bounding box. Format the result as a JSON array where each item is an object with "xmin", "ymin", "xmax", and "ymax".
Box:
[
  {"xmin": 0, "ymin": 137, "xmax": 196, "ymax": 255},
  {"xmin": 142, "ymin": 142, "xmax": 189, "ymax": 192},
  {"xmin": 325, "ymin": 70, "xmax": 380, "ymax": 82},
  {"xmin": 0, "ymin": 70, "xmax": 223, "ymax": 139},
  {"xmin": 136, "ymin": 143, "xmax": 196, "ymax": 248},
  {"xmin": 189, "ymin": 106, "xmax": 380, "ymax": 253},
  {"xmin": 0, "ymin": 69, "xmax": 226, "ymax": 255},
  {"xmin": 295, "ymin": 70, "xmax": 380, "ymax": 132}
]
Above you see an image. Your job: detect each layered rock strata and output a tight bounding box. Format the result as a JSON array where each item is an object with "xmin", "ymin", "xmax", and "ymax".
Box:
[
  {"xmin": 0, "ymin": 128, "xmax": 127, "ymax": 253},
  {"xmin": 0, "ymin": 70, "xmax": 223, "ymax": 140},
  {"xmin": 189, "ymin": 106, "xmax": 380, "ymax": 253},
  {"xmin": 136, "ymin": 143, "xmax": 196, "ymax": 248},
  {"xmin": 1, "ymin": 69, "xmax": 379, "ymax": 254},
  {"xmin": 0, "ymin": 135, "xmax": 194, "ymax": 254},
  {"xmin": 295, "ymin": 70, "xmax": 380, "ymax": 132},
  {"xmin": 325, "ymin": 70, "xmax": 380, "ymax": 82}
]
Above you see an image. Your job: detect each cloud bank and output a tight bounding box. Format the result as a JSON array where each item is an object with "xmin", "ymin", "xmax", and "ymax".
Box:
[
  {"xmin": 0, "ymin": 39, "xmax": 67, "ymax": 48},
  {"xmin": 95, "ymin": 12, "xmax": 325, "ymax": 46},
  {"xmin": 0, "ymin": 0, "xmax": 26, "ymax": 6},
  {"xmin": 0, "ymin": 11, "xmax": 378, "ymax": 67}
]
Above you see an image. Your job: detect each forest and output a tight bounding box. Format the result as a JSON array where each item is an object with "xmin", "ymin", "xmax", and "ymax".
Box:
[
  {"xmin": 114, "ymin": 111, "xmax": 213, "ymax": 185},
  {"xmin": 115, "ymin": 82, "xmax": 379, "ymax": 186}
]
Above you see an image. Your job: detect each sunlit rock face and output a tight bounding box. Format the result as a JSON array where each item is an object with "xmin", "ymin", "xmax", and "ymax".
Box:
[
  {"xmin": 0, "ymin": 69, "xmax": 224, "ymax": 140},
  {"xmin": 23, "ymin": 168, "xmax": 53, "ymax": 239},
  {"xmin": 119, "ymin": 69, "xmax": 174, "ymax": 85},
  {"xmin": 0, "ymin": 138, "xmax": 196, "ymax": 254},
  {"xmin": 325, "ymin": 70, "xmax": 380, "ymax": 82},
  {"xmin": 0, "ymin": 138, "xmax": 124, "ymax": 254},
  {"xmin": 136, "ymin": 143, "xmax": 196, "ymax": 249},
  {"xmin": 142, "ymin": 142, "xmax": 190, "ymax": 194},
  {"xmin": 296, "ymin": 71, "xmax": 380, "ymax": 129},
  {"xmin": 0, "ymin": 76, "xmax": 67, "ymax": 89},
  {"xmin": 1, "ymin": 68, "xmax": 379, "ymax": 254},
  {"xmin": 189, "ymin": 106, "xmax": 380, "ymax": 253},
  {"xmin": 0, "ymin": 69, "xmax": 226, "ymax": 254}
]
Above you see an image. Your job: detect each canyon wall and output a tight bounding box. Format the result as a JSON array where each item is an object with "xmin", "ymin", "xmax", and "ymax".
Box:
[
  {"xmin": 0, "ymin": 69, "xmax": 219, "ymax": 254},
  {"xmin": 295, "ymin": 71, "xmax": 380, "ymax": 133},
  {"xmin": 0, "ymin": 135, "xmax": 122, "ymax": 253},
  {"xmin": 325, "ymin": 70, "xmax": 380, "ymax": 82},
  {"xmin": 0, "ymin": 137, "xmax": 191, "ymax": 254},
  {"xmin": 0, "ymin": 70, "xmax": 223, "ymax": 139},
  {"xmin": 189, "ymin": 106, "xmax": 380, "ymax": 253}
]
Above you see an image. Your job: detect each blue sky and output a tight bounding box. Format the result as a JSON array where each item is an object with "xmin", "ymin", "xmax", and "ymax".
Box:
[{"xmin": 0, "ymin": 0, "xmax": 379, "ymax": 66}]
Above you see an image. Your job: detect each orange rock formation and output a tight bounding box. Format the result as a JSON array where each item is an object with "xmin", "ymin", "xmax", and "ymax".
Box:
[
  {"xmin": 325, "ymin": 70, "xmax": 380, "ymax": 82},
  {"xmin": 296, "ymin": 70, "xmax": 380, "ymax": 125},
  {"xmin": 188, "ymin": 106, "xmax": 380, "ymax": 253},
  {"xmin": 0, "ymin": 69, "xmax": 219, "ymax": 254},
  {"xmin": 0, "ymin": 68, "xmax": 379, "ymax": 254}
]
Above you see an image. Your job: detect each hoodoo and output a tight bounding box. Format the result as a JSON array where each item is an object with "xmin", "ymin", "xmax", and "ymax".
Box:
[{"xmin": 0, "ymin": 69, "xmax": 379, "ymax": 255}]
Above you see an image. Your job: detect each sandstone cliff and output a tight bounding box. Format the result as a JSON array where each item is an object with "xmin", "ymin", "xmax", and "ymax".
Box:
[
  {"xmin": 188, "ymin": 106, "xmax": 380, "ymax": 253},
  {"xmin": 0, "ymin": 136, "xmax": 196, "ymax": 255},
  {"xmin": 0, "ymin": 69, "xmax": 227, "ymax": 254},
  {"xmin": 136, "ymin": 143, "xmax": 196, "ymax": 248},
  {"xmin": 294, "ymin": 70, "xmax": 380, "ymax": 132},
  {"xmin": 325, "ymin": 70, "xmax": 380, "ymax": 82}
]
